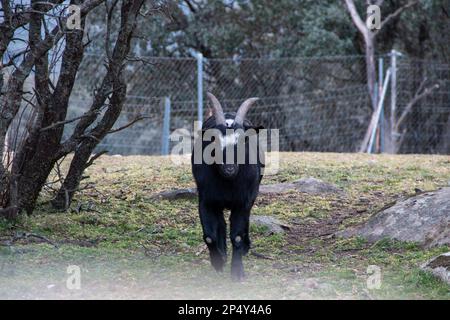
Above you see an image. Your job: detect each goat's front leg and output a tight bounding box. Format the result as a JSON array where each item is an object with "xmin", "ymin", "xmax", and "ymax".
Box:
[
  {"xmin": 199, "ymin": 201, "xmax": 227, "ymax": 272},
  {"xmin": 230, "ymin": 209, "xmax": 251, "ymax": 281}
]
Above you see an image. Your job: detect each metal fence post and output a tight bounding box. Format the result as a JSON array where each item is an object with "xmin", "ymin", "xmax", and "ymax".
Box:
[
  {"xmin": 196, "ymin": 52, "xmax": 204, "ymax": 127},
  {"xmin": 378, "ymin": 56, "xmax": 384, "ymax": 152},
  {"xmin": 370, "ymin": 84, "xmax": 379, "ymax": 153},
  {"xmin": 367, "ymin": 68, "xmax": 392, "ymax": 153},
  {"xmin": 161, "ymin": 96, "xmax": 171, "ymax": 155},
  {"xmin": 390, "ymin": 50, "xmax": 399, "ymax": 147}
]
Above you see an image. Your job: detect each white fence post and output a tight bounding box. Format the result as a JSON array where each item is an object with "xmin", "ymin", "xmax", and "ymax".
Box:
[
  {"xmin": 161, "ymin": 96, "xmax": 171, "ymax": 155},
  {"xmin": 367, "ymin": 68, "xmax": 392, "ymax": 153},
  {"xmin": 378, "ymin": 56, "xmax": 384, "ymax": 152},
  {"xmin": 390, "ymin": 50, "xmax": 400, "ymax": 146},
  {"xmin": 196, "ymin": 52, "xmax": 204, "ymax": 127}
]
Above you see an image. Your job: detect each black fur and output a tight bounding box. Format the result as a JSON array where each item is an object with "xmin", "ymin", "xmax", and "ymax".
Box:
[{"xmin": 191, "ymin": 112, "xmax": 264, "ymax": 280}]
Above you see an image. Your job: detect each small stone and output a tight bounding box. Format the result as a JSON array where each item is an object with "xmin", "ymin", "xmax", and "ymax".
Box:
[
  {"xmin": 304, "ymin": 278, "xmax": 319, "ymax": 289},
  {"xmin": 421, "ymin": 252, "xmax": 450, "ymax": 284},
  {"xmin": 250, "ymin": 215, "xmax": 290, "ymax": 234}
]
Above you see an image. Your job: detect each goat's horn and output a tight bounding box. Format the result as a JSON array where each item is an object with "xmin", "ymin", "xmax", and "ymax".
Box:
[
  {"xmin": 235, "ymin": 97, "xmax": 259, "ymax": 125},
  {"xmin": 206, "ymin": 92, "xmax": 226, "ymax": 125}
]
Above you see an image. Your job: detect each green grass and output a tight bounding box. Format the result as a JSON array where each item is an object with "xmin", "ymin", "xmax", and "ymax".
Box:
[{"xmin": 0, "ymin": 152, "xmax": 449, "ymax": 299}]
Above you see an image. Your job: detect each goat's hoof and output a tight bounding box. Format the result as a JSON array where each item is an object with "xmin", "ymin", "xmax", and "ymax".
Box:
[
  {"xmin": 231, "ymin": 270, "xmax": 246, "ymax": 282},
  {"xmin": 213, "ymin": 265, "xmax": 224, "ymax": 273},
  {"xmin": 211, "ymin": 260, "xmax": 226, "ymax": 272}
]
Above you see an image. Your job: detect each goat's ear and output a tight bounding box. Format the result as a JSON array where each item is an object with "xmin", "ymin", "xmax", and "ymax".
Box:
[
  {"xmin": 243, "ymin": 125, "xmax": 264, "ymax": 137},
  {"xmin": 206, "ymin": 108, "xmax": 213, "ymax": 118},
  {"xmin": 253, "ymin": 125, "xmax": 264, "ymax": 132},
  {"xmin": 245, "ymin": 125, "xmax": 264, "ymax": 133}
]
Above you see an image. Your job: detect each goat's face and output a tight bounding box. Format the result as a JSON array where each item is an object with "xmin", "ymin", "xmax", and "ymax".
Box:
[
  {"xmin": 216, "ymin": 119, "xmax": 243, "ymax": 179},
  {"xmin": 205, "ymin": 93, "xmax": 261, "ymax": 180}
]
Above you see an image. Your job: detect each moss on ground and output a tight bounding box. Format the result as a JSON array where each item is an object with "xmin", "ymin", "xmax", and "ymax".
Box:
[{"xmin": 0, "ymin": 152, "xmax": 449, "ymax": 299}]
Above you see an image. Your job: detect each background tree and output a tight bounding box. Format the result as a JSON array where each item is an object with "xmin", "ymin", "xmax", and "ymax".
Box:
[
  {"xmin": 0, "ymin": 0, "xmax": 155, "ymax": 218},
  {"xmin": 344, "ymin": 0, "xmax": 445, "ymax": 153}
]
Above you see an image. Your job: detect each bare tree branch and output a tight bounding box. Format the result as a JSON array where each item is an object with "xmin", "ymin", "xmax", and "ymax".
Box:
[
  {"xmin": 40, "ymin": 110, "xmax": 101, "ymax": 132},
  {"xmin": 1, "ymin": 0, "xmax": 12, "ymax": 20},
  {"xmin": 378, "ymin": 0, "xmax": 419, "ymax": 31},
  {"xmin": 85, "ymin": 150, "xmax": 108, "ymax": 168},
  {"xmin": 396, "ymin": 81, "xmax": 440, "ymax": 130},
  {"xmin": 344, "ymin": 0, "xmax": 368, "ymax": 36},
  {"xmin": 107, "ymin": 115, "xmax": 153, "ymax": 134},
  {"xmin": 105, "ymin": 0, "xmax": 120, "ymax": 60},
  {"xmin": 52, "ymin": 0, "xmax": 146, "ymax": 210},
  {"xmin": 1, "ymin": 0, "xmax": 107, "ymax": 133},
  {"xmin": 61, "ymin": 0, "xmax": 146, "ymax": 154},
  {"xmin": 0, "ymin": 0, "xmax": 65, "ymax": 59}
]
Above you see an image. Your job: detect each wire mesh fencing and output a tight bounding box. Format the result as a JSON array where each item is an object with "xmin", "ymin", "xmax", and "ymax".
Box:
[
  {"xmin": 393, "ymin": 57, "xmax": 450, "ymax": 154},
  {"xmin": 67, "ymin": 53, "xmax": 450, "ymax": 155}
]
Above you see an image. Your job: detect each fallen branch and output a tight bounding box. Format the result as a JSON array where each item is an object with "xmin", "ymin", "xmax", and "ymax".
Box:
[
  {"xmin": 12, "ymin": 232, "xmax": 58, "ymax": 248},
  {"xmin": 251, "ymin": 251, "xmax": 275, "ymax": 260}
]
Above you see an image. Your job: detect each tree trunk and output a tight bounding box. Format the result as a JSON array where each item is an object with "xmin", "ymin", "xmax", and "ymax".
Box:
[
  {"xmin": 51, "ymin": 0, "xmax": 145, "ymax": 211},
  {"xmin": 365, "ymin": 34, "xmax": 377, "ymax": 111},
  {"xmin": 0, "ymin": 0, "xmax": 151, "ymax": 218},
  {"xmin": 15, "ymin": 147, "xmax": 59, "ymax": 214},
  {"xmin": 52, "ymin": 141, "xmax": 96, "ymax": 210},
  {"xmin": 10, "ymin": 2, "xmax": 85, "ymax": 214}
]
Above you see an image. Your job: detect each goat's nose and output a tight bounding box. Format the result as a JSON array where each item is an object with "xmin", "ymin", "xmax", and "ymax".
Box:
[{"xmin": 224, "ymin": 165, "xmax": 236, "ymax": 174}]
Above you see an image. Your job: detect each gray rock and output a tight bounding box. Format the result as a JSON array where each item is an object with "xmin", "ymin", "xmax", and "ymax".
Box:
[
  {"xmin": 337, "ymin": 188, "xmax": 450, "ymax": 248},
  {"xmin": 421, "ymin": 252, "xmax": 450, "ymax": 285},
  {"xmin": 293, "ymin": 177, "xmax": 343, "ymax": 195},
  {"xmin": 259, "ymin": 177, "xmax": 343, "ymax": 195},
  {"xmin": 250, "ymin": 215, "xmax": 291, "ymax": 234},
  {"xmin": 152, "ymin": 188, "xmax": 197, "ymax": 200}
]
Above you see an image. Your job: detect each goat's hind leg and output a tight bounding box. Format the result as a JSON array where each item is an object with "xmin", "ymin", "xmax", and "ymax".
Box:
[{"xmin": 199, "ymin": 202, "xmax": 227, "ymax": 272}]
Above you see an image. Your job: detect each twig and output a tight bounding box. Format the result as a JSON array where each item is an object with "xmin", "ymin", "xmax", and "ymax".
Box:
[
  {"xmin": 85, "ymin": 150, "xmax": 108, "ymax": 168},
  {"xmin": 395, "ymin": 81, "xmax": 440, "ymax": 130},
  {"xmin": 251, "ymin": 251, "xmax": 275, "ymax": 260},
  {"xmin": 40, "ymin": 111, "xmax": 100, "ymax": 132},
  {"xmin": 107, "ymin": 115, "xmax": 153, "ymax": 134},
  {"xmin": 377, "ymin": 1, "xmax": 419, "ymax": 33}
]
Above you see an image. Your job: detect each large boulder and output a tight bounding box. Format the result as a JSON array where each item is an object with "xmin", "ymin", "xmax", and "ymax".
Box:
[{"xmin": 338, "ymin": 188, "xmax": 450, "ymax": 248}]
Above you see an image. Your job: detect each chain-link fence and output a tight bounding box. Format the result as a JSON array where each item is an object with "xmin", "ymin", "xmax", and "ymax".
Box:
[
  {"xmin": 394, "ymin": 57, "xmax": 450, "ymax": 154},
  {"xmin": 67, "ymin": 53, "xmax": 450, "ymax": 155}
]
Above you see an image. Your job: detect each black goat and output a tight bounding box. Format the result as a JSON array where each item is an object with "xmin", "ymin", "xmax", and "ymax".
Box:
[{"xmin": 191, "ymin": 92, "xmax": 264, "ymax": 280}]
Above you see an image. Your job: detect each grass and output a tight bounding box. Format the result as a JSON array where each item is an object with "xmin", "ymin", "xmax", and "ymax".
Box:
[{"xmin": 0, "ymin": 152, "xmax": 449, "ymax": 299}]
